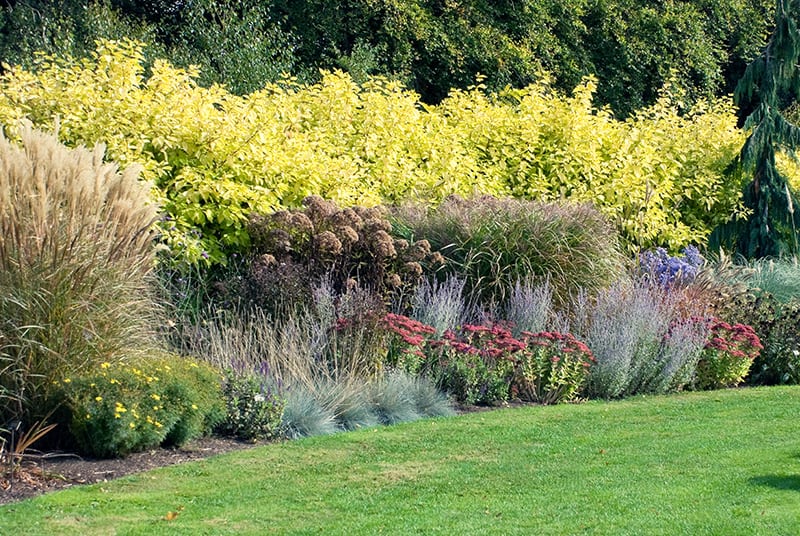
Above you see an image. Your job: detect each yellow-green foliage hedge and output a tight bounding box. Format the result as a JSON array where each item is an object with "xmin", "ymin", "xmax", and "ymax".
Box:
[{"xmin": 0, "ymin": 40, "xmax": 750, "ymax": 263}]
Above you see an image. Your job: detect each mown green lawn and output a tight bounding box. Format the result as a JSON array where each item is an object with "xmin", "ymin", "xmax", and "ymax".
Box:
[{"xmin": 3, "ymin": 386, "xmax": 799, "ymax": 535}]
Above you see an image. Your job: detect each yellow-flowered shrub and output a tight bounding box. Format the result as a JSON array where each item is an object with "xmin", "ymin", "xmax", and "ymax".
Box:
[
  {"xmin": 0, "ymin": 40, "xmax": 755, "ymax": 263},
  {"xmin": 60, "ymin": 354, "xmax": 224, "ymax": 458}
]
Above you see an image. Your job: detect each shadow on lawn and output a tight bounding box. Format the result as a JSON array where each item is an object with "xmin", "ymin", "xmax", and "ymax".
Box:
[{"xmin": 750, "ymin": 475, "xmax": 800, "ymax": 492}]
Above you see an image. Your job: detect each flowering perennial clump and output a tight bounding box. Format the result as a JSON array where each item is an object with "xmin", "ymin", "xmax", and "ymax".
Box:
[
  {"xmin": 217, "ymin": 369, "xmax": 285, "ymax": 441},
  {"xmin": 59, "ymin": 356, "xmax": 224, "ymax": 458},
  {"xmin": 696, "ymin": 319, "xmax": 762, "ymax": 390},
  {"xmin": 236, "ymin": 196, "xmax": 444, "ymax": 311},
  {"xmin": 382, "ymin": 313, "xmax": 438, "ymax": 374},
  {"xmin": 431, "ymin": 323, "xmax": 520, "ymax": 404},
  {"xmin": 639, "ymin": 246, "xmax": 705, "ymax": 289},
  {"xmin": 379, "ymin": 315, "xmax": 594, "ymax": 405},
  {"xmin": 514, "ymin": 331, "xmax": 595, "ymax": 404}
]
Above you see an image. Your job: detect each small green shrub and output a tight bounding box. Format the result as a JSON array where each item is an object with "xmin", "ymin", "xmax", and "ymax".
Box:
[
  {"xmin": 216, "ymin": 369, "xmax": 285, "ymax": 442},
  {"xmin": 695, "ymin": 319, "xmax": 762, "ymax": 390},
  {"xmin": 158, "ymin": 356, "xmax": 226, "ymax": 447},
  {"xmin": 749, "ymin": 299, "xmax": 800, "ymax": 385},
  {"xmin": 512, "ymin": 331, "xmax": 594, "ymax": 405},
  {"xmin": 391, "ymin": 196, "xmax": 625, "ymax": 307},
  {"xmin": 60, "ymin": 355, "xmax": 223, "ymax": 458}
]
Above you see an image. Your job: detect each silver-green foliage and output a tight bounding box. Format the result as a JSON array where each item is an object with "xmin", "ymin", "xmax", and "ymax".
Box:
[
  {"xmin": 368, "ymin": 371, "xmax": 423, "ymax": 426},
  {"xmin": 504, "ymin": 277, "xmax": 554, "ymax": 336},
  {"xmin": 572, "ymin": 279, "xmax": 706, "ymax": 398},
  {"xmin": 410, "ymin": 275, "xmax": 471, "ymax": 335},
  {"xmin": 746, "ymin": 257, "xmax": 800, "ymax": 303},
  {"xmin": 281, "ymin": 388, "xmax": 340, "ymax": 439}
]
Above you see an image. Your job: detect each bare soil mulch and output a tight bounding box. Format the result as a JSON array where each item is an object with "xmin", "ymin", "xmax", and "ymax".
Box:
[{"xmin": 0, "ymin": 436, "xmax": 257, "ymax": 506}]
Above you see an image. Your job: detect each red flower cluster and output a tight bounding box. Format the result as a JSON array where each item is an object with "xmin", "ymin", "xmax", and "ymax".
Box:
[
  {"xmin": 381, "ymin": 313, "xmax": 439, "ymax": 373},
  {"xmin": 703, "ymin": 318, "xmax": 762, "ymax": 361},
  {"xmin": 382, "ymin": 313, "xmax": 437, "ymax": 347},
  {"xmin": 520, "ymin": 331, "xmax": 595, "ymax": 368},
  {"xmin": 448, "ymin": 322, "xmax": 526, "ymax": 360}
]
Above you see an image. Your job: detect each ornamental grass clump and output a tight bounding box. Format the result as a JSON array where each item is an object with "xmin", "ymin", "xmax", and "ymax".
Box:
[
  {"xmin": 695, "ymin": 319, "xmax": 762, "ymax": 390},
  {"xmin": 745, "ymin": 257, "xmax": 800, "ymax": 304},
  {"xmin": 391, "ymin": 195, "xmax": 626, "ymax": 307},
  {"xmin": 0, "ymin": 126, "xmax": 158, "ymax": 428}
]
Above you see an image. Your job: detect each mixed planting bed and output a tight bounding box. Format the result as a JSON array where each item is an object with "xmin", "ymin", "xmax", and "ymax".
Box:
[{"xmin": 0, "ymin": 40, "xmax": 799, "ymax": 531}]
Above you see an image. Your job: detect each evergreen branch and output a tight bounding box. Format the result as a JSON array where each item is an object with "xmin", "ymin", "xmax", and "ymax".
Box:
[{"xmin": 773, "ymin": 112, "xmax": 800, "ymax": 152}]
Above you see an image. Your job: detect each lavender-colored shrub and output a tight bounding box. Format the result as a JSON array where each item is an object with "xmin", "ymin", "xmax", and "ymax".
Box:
[
  {"xmin": 571, "ymin": 277, "xmax": 708, "ymax": 398},
  {"xmin": 504, "ymin": 277, "xmax": 553, "ymax": 337}
]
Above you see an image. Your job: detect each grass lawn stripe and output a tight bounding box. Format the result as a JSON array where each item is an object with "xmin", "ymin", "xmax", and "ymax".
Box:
[{"xmin": 2, "ymin": 386, "xmax": 799, "ymax": 535}]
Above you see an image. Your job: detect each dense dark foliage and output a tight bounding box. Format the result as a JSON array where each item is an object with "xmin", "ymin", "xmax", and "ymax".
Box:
[
  {"xmin": 710, "ymin": 0, "xmax": 800, "ymax": 258},
  {"xmin": 0, "ymin": 0, "xmax": 775, "ymax": 116}
]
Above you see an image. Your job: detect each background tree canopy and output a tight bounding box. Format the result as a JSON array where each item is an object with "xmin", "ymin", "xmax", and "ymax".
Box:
[{"xmin": 0, "ymin": 0, "xmax": 776, "ymax": 116}]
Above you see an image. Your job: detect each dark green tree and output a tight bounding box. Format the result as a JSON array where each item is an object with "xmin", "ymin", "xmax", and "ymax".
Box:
[{"xmin": 712, "ymin": 0, "xmax": 800, "ymax": 258}]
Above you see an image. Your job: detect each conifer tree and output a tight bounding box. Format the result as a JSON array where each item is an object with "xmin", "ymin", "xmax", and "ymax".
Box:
[{"xmin": 713, "ymin": 0, "xmax": 800, "ymax": 257}]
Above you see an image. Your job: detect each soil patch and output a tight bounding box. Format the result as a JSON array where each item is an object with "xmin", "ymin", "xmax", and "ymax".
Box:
[{"xmin": 0, "ymin": 436, "xmax": 256, "ymax": 505}]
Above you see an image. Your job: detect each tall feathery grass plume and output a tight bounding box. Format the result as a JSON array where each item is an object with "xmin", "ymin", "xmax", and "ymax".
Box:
[{"xmin": 0, "ymin": 124, "xmax": 159, "ymax": 427}]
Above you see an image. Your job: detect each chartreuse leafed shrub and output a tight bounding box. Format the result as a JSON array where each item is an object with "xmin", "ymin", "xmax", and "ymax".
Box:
[
  {"xmin": 392, "ymin": 196, "xmax": 625, "ymax": 306},
  {"xmin": 0, "ymin": 39, "xmax": 502, "ymax": 266},
  {"xmin": 58, "ymin": 355, "xmax": 224, "ymax": 458},
  {"xmin": 0, "ymin": 40, "xmax": 751, "ymax": 265},
  {"xmin": 0, "ymin": 125, "xmax": 157, "ymax": 429},
  {"xmin": 439, "ymin": 77, "xmax": 748, "ymax": 252}
]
